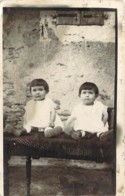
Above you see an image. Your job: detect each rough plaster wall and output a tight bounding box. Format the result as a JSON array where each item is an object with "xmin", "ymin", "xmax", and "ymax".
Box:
[{"xmin": 3, "ymin": 9, "xmax": 115, "ymax": 130}]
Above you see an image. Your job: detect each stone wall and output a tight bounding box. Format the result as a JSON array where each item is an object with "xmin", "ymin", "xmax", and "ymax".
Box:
[{"xmin": 3, "ymin": 9, "xmax": 116, "ymax": 132}]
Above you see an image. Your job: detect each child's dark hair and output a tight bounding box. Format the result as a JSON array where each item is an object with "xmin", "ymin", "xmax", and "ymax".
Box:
[
  {"xmin": 30, "ymin": 79, "xmax": 49, "ymax": 93},
  {"xmin": 79, "ymin": 82, "xmax": 99, "ymax": 96}
]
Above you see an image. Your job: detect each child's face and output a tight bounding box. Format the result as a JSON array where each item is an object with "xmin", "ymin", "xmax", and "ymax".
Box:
[
  {"xmin": 31, "ymin": 86, "xmax": 47, "ymax": 101},
  {"xmin": 80, "ymin": 89, "xmax": 97, "ymax": 105}
]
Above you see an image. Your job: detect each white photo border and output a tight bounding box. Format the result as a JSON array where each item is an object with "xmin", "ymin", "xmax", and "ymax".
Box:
[{"xmin": 0, "ymin": 1, "xmax": 125, "ymax": 196}]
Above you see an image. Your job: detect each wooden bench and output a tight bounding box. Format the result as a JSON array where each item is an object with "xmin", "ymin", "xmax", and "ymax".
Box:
[{"xmin": 4, "ymin": 108, "xmax": 115, "ymax": 196}]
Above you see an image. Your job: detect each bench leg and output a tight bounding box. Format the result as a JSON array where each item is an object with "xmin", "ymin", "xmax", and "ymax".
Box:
[
  {"xmin": 4, "ymin": 144, "xmax": 10, "ymax": 196},
  {"xmin": 26, "ymin": 156, "xmax": 31, "ymax": 196},
  {"xmin": 4, "ymin": 154, "xmax": 10, "ymax": 196},
  {"xmin": 112, "ymin": 161, "xmax": 116, "ymax": 194}
]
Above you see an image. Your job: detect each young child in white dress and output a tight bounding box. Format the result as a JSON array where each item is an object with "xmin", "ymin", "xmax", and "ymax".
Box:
[
  {"xmin": 23, "ymin": 78, "xmax": 63, "ymax": 137},
  {"xmin": 64, "ymin": 82, "xmax": 112, "ymax": 140}
]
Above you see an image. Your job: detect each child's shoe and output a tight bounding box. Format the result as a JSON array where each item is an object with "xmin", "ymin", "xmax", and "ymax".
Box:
[
  {"xmin": 63, "ymin": 126, "xmax": 74, "ymax": 135},
  {"xmin": 44, "ymin": 126, "xmax": 62, "ymax": 138},
  {"xmin": 99, "ymin": 129, "xmax": 113, "ymax": 141},
  {"xmin": 4, "ymin": 124, "xmax": 15, "ymax": 134},
  {"xmin": 4, "ymin": 124, "xmax": 22, "ymax": 136},
  {"xmin": 71, "ymin": 130, "xmax": 82, "ymax": 140},
  {"xmin": 53, "ymin": 126, "xmax": 62, "ymax": 136},
  {"xmin": 44, "ymin": 127, "xmax": 54, "ymax": 137}
]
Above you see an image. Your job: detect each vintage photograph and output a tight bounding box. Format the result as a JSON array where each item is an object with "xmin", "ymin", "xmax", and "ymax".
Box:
[{"xmin": 3, "ymin": 7, "xmax": 117, "ymax": 195}]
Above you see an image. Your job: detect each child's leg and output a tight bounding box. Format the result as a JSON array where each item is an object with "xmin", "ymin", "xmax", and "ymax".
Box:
[
  {"xmin": 84, "ymin": 131, "xmax": 97, "ymax": 139},
  {"xmin": 44, "ymin": 126, "xmax": 62, "ymax": 138},
  {"xmin": 64, "ymin": 126, "xmax": 83, "ymax": 140},
  {"xmin": 98, "ymin": 129, "xmax": 113, "ymax": 163},
  {"xmin": 99, "ymin": 129, "xmax": 113, "ymax": 141},
  {"xmin": 63, "ymin": 126, "xmax": 74, "ymax": 136}
]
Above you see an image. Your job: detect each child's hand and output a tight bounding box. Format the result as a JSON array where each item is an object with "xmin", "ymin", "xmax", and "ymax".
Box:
[
  {"xmin": 38, "ymin": 128, "xmax": 44, "ymax": 132},
  {"xmin": 49, "ymin": 122, "xmax": 55, "ymax": 128},
  {"xmin": 81, "ymin": 131, "xmax": 86, "ymax": 137}
]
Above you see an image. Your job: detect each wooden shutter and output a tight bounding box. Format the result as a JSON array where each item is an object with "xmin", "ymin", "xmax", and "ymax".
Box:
[
  {"xmin": 55, "ymin": 10, "xmax": 104, "ymax": 26},
  {"xmin": 80, "ymin": 11, "xmax": 104, "ymax": 25}
]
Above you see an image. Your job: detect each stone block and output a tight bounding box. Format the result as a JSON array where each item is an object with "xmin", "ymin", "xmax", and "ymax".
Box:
[
  {"xmin": 3, "ymin": 106, "xmax": 11, "ymax": 113},
  {"xmin": 6, "ymin": 89, "xmax": 15, "ymax": 96}
]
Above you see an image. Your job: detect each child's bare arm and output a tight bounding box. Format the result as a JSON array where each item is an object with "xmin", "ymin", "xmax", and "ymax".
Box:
[
  {"xmin": 102, "ymin": 110, "xmax": 108, "ymax": 126},
  {"xmin": 49, "ymin": 107, "xmax": 56, "ymax": 127},
  {"xmin": 96, "ymin": 110, "xmax": 109, "ymax": 137}
]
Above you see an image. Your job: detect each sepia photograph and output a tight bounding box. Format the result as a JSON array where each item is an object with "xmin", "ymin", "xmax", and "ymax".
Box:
[{"xmin": 2, "ymin": 6, "xmax": 119, "ymax": 196}]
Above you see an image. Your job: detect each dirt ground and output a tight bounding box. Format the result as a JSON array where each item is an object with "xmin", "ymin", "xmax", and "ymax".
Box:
[{"xmin": 8, "ymin": 158, "xmax": 115, "ymax": 196}]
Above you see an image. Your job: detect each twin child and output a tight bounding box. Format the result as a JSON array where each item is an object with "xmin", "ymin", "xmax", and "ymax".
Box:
[{"xmin": 23, "ymin": 78, "xmax": 112, "ymax": 141}]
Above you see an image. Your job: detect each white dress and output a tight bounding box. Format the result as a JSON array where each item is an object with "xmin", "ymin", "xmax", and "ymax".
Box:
[
  {"xmin": 23, "ymin": 97, "xmax": 63, "ymax": 133},
  {"xmin": 71, "ymin": 101, "xmax": 108, "ymax": 136}
]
